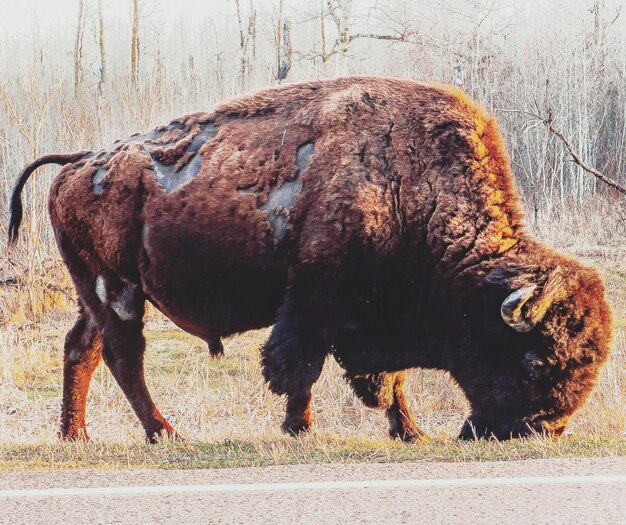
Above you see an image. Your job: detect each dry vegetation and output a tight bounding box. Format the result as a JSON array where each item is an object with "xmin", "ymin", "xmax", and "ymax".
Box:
[
  {"xmin": 0, "ymin": 0, "xmax": 624, "ymax": 467},
  {"xmin": 0, "ymin": 280, "xmax": 624, "ymax": 470}
]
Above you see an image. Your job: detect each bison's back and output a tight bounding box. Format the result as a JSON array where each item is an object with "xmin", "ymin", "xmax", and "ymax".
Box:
[{"xmin": 50, "ymin": 76, "xmax": 524, "ymax": 336}]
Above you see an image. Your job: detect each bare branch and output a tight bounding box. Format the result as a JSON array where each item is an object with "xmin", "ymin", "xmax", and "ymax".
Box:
[
  {"xmin": 349, "ymin": 31, "xmax": 415, "ymax": 43},
  {"xmin": 544, "ymin": 111, "xmax": 626, "ymax": 195},
  {"xmin": 609, "ymin": 5, "xmax": 621, "ymax": 26},
  {"xmin": 496, "ymin": 107, "xmax": 626, "ymax": 195}
]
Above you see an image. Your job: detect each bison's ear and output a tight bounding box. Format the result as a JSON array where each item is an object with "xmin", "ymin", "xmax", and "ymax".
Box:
[{"xmin": 486, "ymin": 266, "xmax": 566, "ymax": 332}]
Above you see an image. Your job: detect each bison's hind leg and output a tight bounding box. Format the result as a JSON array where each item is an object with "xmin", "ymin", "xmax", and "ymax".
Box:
[
  {"xmin": 346, "ymin": 371, "xmax": 426, "ymax": 443},
  {"xmin": 92, "ymin": 274, "xmax": 179, "ymax": 443},
  {"xmin": 61, "ymin": 309, "xmax": 103, "ymax": 441},
  {"xmin": 59, "ymin": 248, "xmax": 177, "ymax": 441}
]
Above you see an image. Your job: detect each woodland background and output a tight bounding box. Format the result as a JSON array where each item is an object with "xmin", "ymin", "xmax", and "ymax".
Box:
[{"xmin": 1, "ymin": 0, "xmax": 625, "ymax": 250}]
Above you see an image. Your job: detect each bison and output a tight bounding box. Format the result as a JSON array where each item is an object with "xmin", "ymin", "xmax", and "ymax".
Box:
[{"xmin": 8, "ymin": 76, "xmax": 612, "ymax": 442}]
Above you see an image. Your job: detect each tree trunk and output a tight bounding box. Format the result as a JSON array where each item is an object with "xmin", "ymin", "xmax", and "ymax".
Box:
[
  {"xmin": 131, "ymin": 0, "xmax": 140, "ymax": 84},
  {"xmin": 320, "ymin": 0, "xmax": 327, "ymax": 62},
  {"xmin": 235, "ymin": 0, "xmax": 247, "ymax": 89},
  {"xmin": 276, "ymin": 0, "xmax": 283, "ymax": 70},
  {"xmin": 249, "ymin": 0, "xmax": 257, "ymax": 58},
  {"xmin": 276, "ymin": 0, "xmax": 291, "ymax": 82},
  {"xmin": 277, "ymin": 21, "xmax": 292, "ymax": 82},
  {"xmin": 336, "ymin": 0, "xmax": 353, "ymax": 76},
  {"xmin": 73, "ymin": 0, "xmax": 85, "ymax": 93},
  {"xmin": 592, "ymin": 0, "xmax": 605, "ymax": 75},
  {"xmin": 98, "ymin": 0, "xmax": 106, "ymax": 94},
  {"xmin": 593, "ymin": 0, "xmax": 605, "ymax": 46}
]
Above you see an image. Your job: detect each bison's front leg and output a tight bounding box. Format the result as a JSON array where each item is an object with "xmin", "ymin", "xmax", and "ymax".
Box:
[
  {"xmin": 208, "ymin": 336, "xmax": 224, "ymax": 358},
  {"xmin": 346, "ymin": 371, "xmax": 426, "ymax": 443},
  {"xmin": 261, "ymin": 294, "xmax": 329, "ymax": 436},
  {"xmin": 61, "ymin": 310, "xmax": 103, "ymax": 441}
]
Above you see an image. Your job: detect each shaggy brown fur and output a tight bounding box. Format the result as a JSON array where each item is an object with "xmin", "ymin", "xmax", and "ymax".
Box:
[{"xmin": 9, "ymin": 76, "xmax": 612, "ymax": 442}]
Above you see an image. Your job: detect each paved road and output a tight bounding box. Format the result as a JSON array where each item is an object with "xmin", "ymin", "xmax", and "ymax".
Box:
[{"xmin": 1, "ymin": 458, "xmax": 625, "ymax": 524}]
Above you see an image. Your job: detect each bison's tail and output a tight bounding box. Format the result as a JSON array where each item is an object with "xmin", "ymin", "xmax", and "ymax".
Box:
[{"xmin": 8, "ymin": 151, "xmax": 92, "ymax": 246}]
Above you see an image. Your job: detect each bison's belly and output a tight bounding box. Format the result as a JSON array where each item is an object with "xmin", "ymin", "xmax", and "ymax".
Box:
[{"xmin": 138, "ymin": 219, "xmax": 288, "ymax": 338}]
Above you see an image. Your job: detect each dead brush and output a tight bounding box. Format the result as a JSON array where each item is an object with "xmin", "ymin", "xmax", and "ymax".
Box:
[{"xmin": 0, "ymin": 250, "xmax": 74, "ymax": 325}]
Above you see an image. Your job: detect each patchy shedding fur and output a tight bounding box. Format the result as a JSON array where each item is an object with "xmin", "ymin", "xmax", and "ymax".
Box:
[{"xmin": 9, "ymin": 76, "xmax": 612, "ymax": 442}]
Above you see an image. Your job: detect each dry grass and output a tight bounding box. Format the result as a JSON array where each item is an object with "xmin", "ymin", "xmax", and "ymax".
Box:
[
  {"xmin": 0, "ymin": 316, "xmax": 470, "ymax": 445},
  {"xmin": 2, "ymin": 436, "xmax": 625, "ymax": 472},
  {"xmin": 0, "ymin": 245, "xmax": 623, "ymax": 469}
]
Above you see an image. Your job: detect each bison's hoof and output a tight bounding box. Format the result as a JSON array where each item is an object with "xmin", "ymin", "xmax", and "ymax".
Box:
[
  {"xmin": 208, "ymin": 339, "xmax": 224, "ymax": 359},
  {"xmin": 146, "ymin": 425, "xmax": 183, "ymax": 444},
  {"xmin": 281, "ymin": 419, "xmax": 311, "ymax": 436},
  {"xmin": 389, "ymin": 426, "xmax": 427, "ymax": 444},
  {"xmin": 147, "ymin": 433, "xmax": 184, "ymax": 444},
  {"xmin": 388, "ymin": 414, "xmax": 427, "ymax": 443},
  {"xmin": 60, "ymin": 428, "xmax": 90, "ymax": 442}
]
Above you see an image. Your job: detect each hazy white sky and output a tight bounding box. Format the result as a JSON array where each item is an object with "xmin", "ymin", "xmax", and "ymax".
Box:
[
  {"xmin": 0, "ymin": 0, "xmax": 596, "ymax": 31},
  {"xmin": 1, "ymin": 0, "xmax": 622, "ymax": 42},
  {"xmin": 1, "ymin": 0, "xmax": 246, "ymax": 36}
]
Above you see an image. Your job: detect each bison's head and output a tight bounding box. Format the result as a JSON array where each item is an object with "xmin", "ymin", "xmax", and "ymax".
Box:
[{"xmin": 452, "ymin": 260, "xmax": 612, "ymax": 440}]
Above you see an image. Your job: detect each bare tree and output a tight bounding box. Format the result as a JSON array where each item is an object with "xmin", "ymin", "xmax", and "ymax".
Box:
[
  {"xmin": 249, "ymin": 0, "xmax": 257, "ymax": 59},
  {"xmin": 0, "ymin": 76, "xmax": 53, "ymax": 160},
  {"xmin": 500, "ymin": 107, "xmax": 626, "ymax": 196},
  {"xmin": 593, "ymin": 0, "xmax": 605, "ymax": 46},
  {"xmin": 98, "ymin": 0, "xmax": 106, "ymax": 95},
  {"xmin": 276, "ymin": 0, "xmax": 292, "ymax": 81},
  {"xmin": 235, "ymin": 0, "xmax": 257, "ymax": 89},
  {"xmin": 131, "ymin": 0, "xmax": 140, "ymax": 84},
  {"xmin": 543, "ymin": 111, "xmax": 625, "ymax": 195},
  {"xmin": 235, "ymin": 0, "xmax": 246, "ymax": 87},
  {"xmin": 320, "ymin": 0, "xmax": 328, "ymax": 61},
  {"xmin": 276, "ymin": 0, "xmax": 284, "ymax": 68},
  {"xmin": 73, "ymin": 0, "xmax": 86, "ymax": 93},
  {"xmin": 336, "ymin": 0, "xmax": 352, "ymax": 75},
  {"xmin": 300, "ymin": 0, "xmax": 422, "ymax": 68}
]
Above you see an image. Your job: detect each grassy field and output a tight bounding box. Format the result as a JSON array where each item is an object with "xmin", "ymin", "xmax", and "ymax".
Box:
[
  {"xmin": 0, "ymin": 249, "xmax": 624, "ymax": 470},
  {"xmin": 2, "ymin": 436, "xmax": 625, "ymax": 472}
]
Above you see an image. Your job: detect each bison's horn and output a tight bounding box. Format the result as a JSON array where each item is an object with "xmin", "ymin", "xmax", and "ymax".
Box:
[{"xmin": 501, "ymin": 284, "xmax": 537, "ymax": 332}]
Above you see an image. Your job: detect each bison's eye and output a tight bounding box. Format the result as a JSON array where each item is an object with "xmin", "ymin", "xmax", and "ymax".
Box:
[{"xmin": 522, "ymin": 351, "xmax": 545, "ymax": 381}]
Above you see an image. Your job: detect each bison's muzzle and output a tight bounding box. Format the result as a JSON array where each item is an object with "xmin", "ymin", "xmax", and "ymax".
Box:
[{"xmin": 459, "ymin": 417, "xmax": 567, "ymax": 441}]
